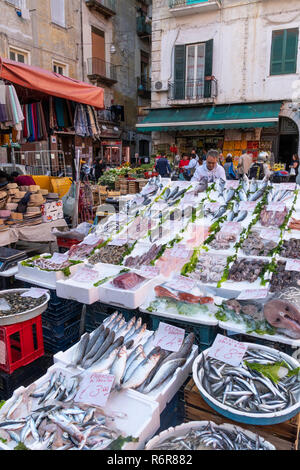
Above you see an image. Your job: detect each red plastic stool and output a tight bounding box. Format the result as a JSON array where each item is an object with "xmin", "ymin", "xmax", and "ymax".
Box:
[{"xmin": 0, "ymin": 315, "xmax": 44, "ymax": 374}]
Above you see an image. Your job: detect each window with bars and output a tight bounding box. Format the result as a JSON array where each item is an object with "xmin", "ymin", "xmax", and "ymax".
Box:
[
  {"xmin": 270, "ymin": 28, "xmax": 299, "ymax": 75},
  {"xmin": 50, "ymin": 0, "xmax": 65, "ymax": 28}
]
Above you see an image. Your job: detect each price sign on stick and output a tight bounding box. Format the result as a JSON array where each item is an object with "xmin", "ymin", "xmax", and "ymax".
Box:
[
  {"xmin": 75, "ymin": 373, "xmax": 114, "ymax": 407},
  {"xmin": 154, "ymin": 322, "xmax": 185, "ymax": 352},
  {"xmin": 208, "ymin": 334, "xmax": 248, "ymax": 367},
  {"xmin": 50, "ymin": 253, "xmax": 69, "ymax": 264},
  {"xmin": 285, "ymin": 259, "xmax": 300, "ymax": 272}
]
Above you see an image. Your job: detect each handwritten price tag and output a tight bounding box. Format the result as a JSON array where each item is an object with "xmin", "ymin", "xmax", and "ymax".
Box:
[
  {"xmin": 240, "ymin": 201, "xmax": 257, "ymax": 212},
  {"xmin": 72, "ymin": 267, "xmax": 100, "ymax": 283},
  {"xmin": 165, "ymin": 275, "xmax": 196, "ymax": 292},
  {"xmin": 50, "ymin": 253, "xmax": 69, "ymax": 264},
  {"xmin": 136, "ymin": 265, "xmax": 160, "ymax": 279},
  {"xmin": 108, "ymin": 238, "xmax": 127, "ymax": 246},
  {"xmin": 21, "ymin": 288, "xmax": 48, "ymax": 299},
  {"xmin": 259, "ymin": 228, "xmax": 281, "ymax": 241},
  {"xmin": 154, "ymin": 322, "xmax": 185, "ymax": 352},
  {"xmin": 208, "ymin": 334, "xmax": 248, "ymax": 367},
  {"xmin": 226, "ymin": 181, "xmax": 239, "ymax": 189},
  {"xmin": 221, "ymin": 222, "xmax": 242, "ymax": 235},
  {"xmin": 75, "ymin": 373, "xmax": 114, "ymax": 407},
  {"xmin": 266, "ymin": 203, "xmax": 286, "ymax": 212},
  {"xmin": 285, "ymin": 259, "xmax": 300, "ymax": 272},
  {"xmin": 237, "ymin": 289, "xmax": 269, "ymax": 300},
  {"xmin": 280, "ymin": 183, "xmax": 296, "ymax": 191},
  {"xmin": 169, "ymin": 245, "xmax": 192, "ymax": 260},
  {"xmin": 83, "ymin": 233, "xmax": 101, "ymax": 246}
]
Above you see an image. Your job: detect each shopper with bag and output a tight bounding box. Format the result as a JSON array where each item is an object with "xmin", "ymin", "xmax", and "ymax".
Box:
[
  {"xmin": 289, "ymin": 154, "xmax": 299, "ymax": 182},
  {"xmin": 223, "ymin": 155, "xmax": 237, "ymax": 180}
]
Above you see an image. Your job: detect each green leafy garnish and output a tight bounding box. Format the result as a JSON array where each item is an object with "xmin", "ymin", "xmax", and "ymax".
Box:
[
  {"xmin": 108, "ymin": 436, "xmax": 138, "ymax": 450},
  {"xmin": 0, "ymin": 438, "xmax": 7, "ymax": 444},
  {"xmin": 0, "ymin": 400, "xmax": 5, "ymax": 409},
  {"xmin": 244, "ymin": 361, "xmax": 291, "ymax": 384},
  {"xmin": 14, "ymin": 442, "xmax": 30, "ymax": 451}
]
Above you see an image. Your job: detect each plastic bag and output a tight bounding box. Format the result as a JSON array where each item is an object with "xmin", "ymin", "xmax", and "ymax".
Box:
[{"xmin": 62, "ymin": 182, "xmax": 76, "ymax": 218}]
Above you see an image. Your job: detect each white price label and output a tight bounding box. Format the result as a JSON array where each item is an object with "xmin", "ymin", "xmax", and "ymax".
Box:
[
  {"xmin": 285, "ymin": 259, "xmax": 300, "ymax": 272},
  {"xmin": 240, "ymin": 201, "xmax": 257, "ymax": 212},
  {"xmin": 21, "ymin": 288, "xmax": 48, "ymax": 299},
  {"xmin": 136, "ymin": 265, "xmax": 160, "ymax": 279},
  {"xmin": 266, "ymin": 203, "xmax": 286, "ymax": 212},
  {"xmin": 72, "ymin": 267, "xmax": 100, "ymax": 283},
  {"xmin": 225, "ymin": 181, "xmax": 239, "ymax": 189},
  {"xmin": 50, "ymin": 253, "xmax": 69, "ymax": 264},
  {"xmin": 208, "ymin": 334, "xmax": 248, "ymax": 367},
  {"xmin": 108, "ymin": 239, "xmax": 127, "ymax": 246},
  {"xmin": 75, "ymin": 373, "xmax": 114, "ymax": 407},
  {"xmin": 165, "ymin": 275, "xmax": 196, "ymax": 292},
  {"xmin": 83, "ymin": 233, "xmax": 101, "ymax": 246},
  {"xmin": 169, "ymin": 245, "xmax": 192, "ymax": 260},
  {"xmin": 237, "ymin": 289, "xmax": 269, "ymax": 300},
  {"xmin": 260, "ymin": 228, "xmax": 281, "ymax": 241},
  {"xmin": 154, "ymin": 322, "xmax": 185, "ymax": 352}
]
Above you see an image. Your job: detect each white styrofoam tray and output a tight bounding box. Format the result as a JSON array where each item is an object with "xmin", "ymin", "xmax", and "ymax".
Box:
[
  {"xmin": 145, "ymin": 420, "xmax": 276, "ymax": 450},
  {"xmin": 0, "ymin": 364, "xmax": 160, "ymax": 451},
  {"xmin": 17, "ymin": 254, "xmax": 82, "ymax": 290},
  {"xmin": 98, "ymin": 273, "xmax": 161, "ymax": 310},
  {"xmin": 55, "ymin": 263, "xmax": 123, "ymax": 305},
  {"xmin": 139, "ymin": 283, "xmax": 219, "ymax": 326}
]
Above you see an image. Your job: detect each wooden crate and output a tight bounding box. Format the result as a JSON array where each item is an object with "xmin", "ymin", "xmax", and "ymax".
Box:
[
  {"xmin": 128, "ymin": 181, "xmax": 139, "ymax": 194},
  {"xmin": 184, "ymin": 379, "xmax": 300, "ymax": 451},
  {"xmin": 107, "ymin": 190, "xmax": 121, "ymax": 197}
]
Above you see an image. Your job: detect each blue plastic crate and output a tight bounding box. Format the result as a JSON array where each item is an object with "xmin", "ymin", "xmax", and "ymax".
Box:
[
  {"xmin": 42, "ymin": 302, "xmax": 83, "ymax": 325},
  {"xmin": 43, "ymin": 333, "xmax": 81, "ymax": 354}
]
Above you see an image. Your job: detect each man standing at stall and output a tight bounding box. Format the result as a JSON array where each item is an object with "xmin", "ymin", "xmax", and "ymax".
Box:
[
  {"xmin": 192, "ymin": 149, "xmax": 226, "ymax": 182},
  {"xmin": 237, "ymin": 150, "xmax": 253, "ymax": 178}
]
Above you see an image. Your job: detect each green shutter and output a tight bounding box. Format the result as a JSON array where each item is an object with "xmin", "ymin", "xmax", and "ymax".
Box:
[
  {"xmin": 174, "ymin": 45, "xmax": 186, "ymax": 99},
  {"xmin": 271, "ymin": 29, "xmax": 298, "ymax": 75},
  {"xmin": 204, "ymin": 39, "xmax": 213, "ymax": 98},
  {"xmin": 284, "ymin": 29, "xmax": 298, "ymax": 74}
]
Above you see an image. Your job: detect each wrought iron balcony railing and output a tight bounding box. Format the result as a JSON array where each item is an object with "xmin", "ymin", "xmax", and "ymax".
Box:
[
  {"xmin": 87, "ymin": 57, "xmax": 117, "ymax": 84},
  {"xmin": 85, "ymin": 0, "xmax": 116, "ymax": 17},
  {"xmin": 168, "ymin": 77, "xmax": 218, "ymax": 101}
]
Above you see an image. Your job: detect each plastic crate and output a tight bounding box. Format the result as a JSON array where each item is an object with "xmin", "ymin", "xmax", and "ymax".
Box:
[
  {"xmin": 57, "ymin": 238, "xmax": 81, "ymax": 249},
  {"xmin": 42, "ymin": 314, "xmax": 81, "ymax": 342},
  {"xmin": 43, "ymin": 301, "xmax": 83, "ymax": 325},
  {"xmin": 0, "ymin": 355, "xmax": 53, "ymax": 401},
  {"xmin": 149, "ymin": 315, "xmax": 218, "ymax": 352},
  {"xmin": 43, "ymin": 333, "xmax": 81, "ymax": 355},
  {"xmin": 85, "ymin": 304, "xmax": 150, "ymax": 334},
  {"xmin": 0, "ymin": 316, "xmax": 44, "ymax": 374}
]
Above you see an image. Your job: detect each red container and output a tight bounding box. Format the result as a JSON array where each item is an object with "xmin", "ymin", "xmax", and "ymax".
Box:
[
  {"xmin": 0, "ymin": 316, "xmax": 44, "ymax": 374},
  {"xmin": 57, "ymin": 238, "xmax": 81, "ymax": 249}
]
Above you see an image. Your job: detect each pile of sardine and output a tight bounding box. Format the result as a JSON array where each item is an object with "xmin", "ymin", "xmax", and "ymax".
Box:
[
  {"xmin": 148, "ymin": 422, "xmax": 273, "ymax": 450},
  {"xmin": 0, "ymin": 371, "xmax": 125, "ymax": 450},
  {"xmin": 269, "ymin": 260, "xmax": 300, "ymax": 292},
  {"xmin": 0, "ymin": 292, "xmax": 47, "ymax": 317},
  {"xmin": 240, "ymin": 231, "xmax": 277, "ymax": 257},
  {"xmin": 161, "ymin": 186, "xmax": 190, "ymax": 207},
  {"xmin": 198, "ymin": 349, "xmax": 300, "ymax": 414},
  {"xmin": 228, "ymin": 258, "xmax": 267, "ymax": 283},
  {"xmin": 280, "ymin": 238, "xmax": 300, "ymax": 259},
  {"xmin": 69, "ymin": 313, "xmax": 194, "ymax": 393},
  {"xmin": 123, "ymin": 176, "xmax": 163, "ymax": 213},
  {"xmin": 88, "ymin": 244, "xmax": 130, "ymax": 265},
  {"xmin": 188, "ymin": 254, "xmax": 227, "ymax": 283},
  {"xmin": 124, "ymin": 243, "xmax": 162, "ymax": 268}
]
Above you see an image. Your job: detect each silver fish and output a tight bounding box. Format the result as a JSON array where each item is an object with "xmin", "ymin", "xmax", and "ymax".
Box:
[
  {"xmin": 233, "ymin": 210, "xmax": 248, "ymax": 222},
  {"xmin": 121, "ymin": 347, "xmax": 162, "ymax": 390},
  {"xmin": 225, "ymin": 189, "xmax": 235, "ymax": 204},
  {"xmin": 142, "ymin": 358, "xmax": 186, "ymax": 394},
  {"xmin": 238, "ymin": 189, "xmax": 247, "ymax": 202}
]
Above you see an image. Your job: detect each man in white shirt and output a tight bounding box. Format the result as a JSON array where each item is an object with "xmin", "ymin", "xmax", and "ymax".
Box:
[{"xmin": 192, "ymin": 149, "xmax": 226, "ymax": 182}]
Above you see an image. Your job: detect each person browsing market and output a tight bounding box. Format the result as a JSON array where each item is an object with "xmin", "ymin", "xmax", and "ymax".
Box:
[{"xmin": 192, "ymin": 149, "xmax": 226, "ymax": 182}]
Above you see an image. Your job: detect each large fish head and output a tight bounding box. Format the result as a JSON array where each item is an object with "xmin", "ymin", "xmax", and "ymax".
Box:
[{"xmin": 264, "ymin": 299, "xmax": 300, "ymax": 338}]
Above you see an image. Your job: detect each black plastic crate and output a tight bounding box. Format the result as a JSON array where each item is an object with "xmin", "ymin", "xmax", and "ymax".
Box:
[
  {"xmin": 43, "ymin": 334, "xmax": 81, "ymax": 354},
  {"xmin": 0, "ymin": 355, "xmax": 53, "ymax": 401}
]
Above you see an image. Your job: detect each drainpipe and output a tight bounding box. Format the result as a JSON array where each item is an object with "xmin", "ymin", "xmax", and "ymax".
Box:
[{"xmin": 80, "ymin": 0, "xmax": 85, "ymax": 81}]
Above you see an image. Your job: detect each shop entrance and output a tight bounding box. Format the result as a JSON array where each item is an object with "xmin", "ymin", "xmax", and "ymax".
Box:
[{"xmin": 278, "ymin": 117, "xmax": 299, "ymax": 167}]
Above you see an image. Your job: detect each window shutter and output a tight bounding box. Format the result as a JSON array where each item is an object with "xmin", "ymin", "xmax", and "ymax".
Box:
[
  {"xmin": 284, "ymin": 29, "xmax": 298, "ymax": 74},
  {"xmin": 270, "ymin": 30, "xmax": 284, "ymax": 75},
  {"xmin": 174, "ymin": 45, "xmax": 186, "ymax": 99},
  {"xmin": 204, "ymin": 39, "xmax": 213, "ymax": 98},
  {"xmin": 51, "ymin": 0, "xmax": 65, "ymax": 27}
]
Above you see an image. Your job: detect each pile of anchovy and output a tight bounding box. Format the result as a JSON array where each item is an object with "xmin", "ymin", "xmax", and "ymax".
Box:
[
  {"xmin": 0, "ymin": 371, "xmax": 124, "ymax": 450},
  {"xmin": 198, "ymin": 349, "xmax": 300, "ymax": 414},
  {"xmin": 150, "ymin": 422, "xmax": 272, "ymax": 450}
]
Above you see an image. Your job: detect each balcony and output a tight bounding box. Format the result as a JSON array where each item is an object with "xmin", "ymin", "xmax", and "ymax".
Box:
[
  {"xmin": 136, "ymin": 16, "xmax": 152, "ymax": 38},
  {"xmin": 137, "ymin": 77, "xmax": 151, "ymax": 99},
  {"xmin": 169, "ymin": 0, "xmax": 221, "ymax": 16},
  {"xmin": 168, "ymin": 77, "xmax": 218, "ymax": 105},
  {"xmin": 87, "ymin": 58, "xmax": 117, "ymax": 86},
  {"xmin": 85, "ymin": 0, "xmax": 116, "ymax": 18}
]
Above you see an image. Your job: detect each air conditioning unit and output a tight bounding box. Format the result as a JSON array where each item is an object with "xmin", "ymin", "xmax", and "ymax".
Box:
[{"xmin": 152, "ymin": 80, "xmax": 169, "ymax": 92}]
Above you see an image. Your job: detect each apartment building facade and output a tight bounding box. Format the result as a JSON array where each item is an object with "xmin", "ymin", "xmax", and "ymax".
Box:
[{"xmin": 138, "ymin": 0, "xmax": 300, "ymax": 166}]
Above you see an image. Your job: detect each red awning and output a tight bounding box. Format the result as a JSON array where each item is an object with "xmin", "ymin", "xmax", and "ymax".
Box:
[{"xmin": 0, "ymin": 57, "xmax": 104, "ymax": 109}]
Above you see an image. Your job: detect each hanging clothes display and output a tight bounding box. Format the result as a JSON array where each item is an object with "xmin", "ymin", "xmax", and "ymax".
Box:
[
  {"xmin": 22, "ymin": 102, "xmax": 48, "ymax": 142},
  {"xmin": 74, "ymin": 104, "xmax": 101, "ymax": 139},
  {"xmin": 0, "ymin": 82, "xmax": 24, "ymax": 130}
]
